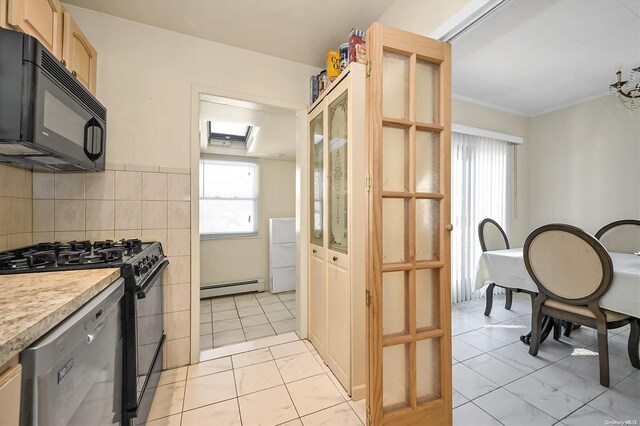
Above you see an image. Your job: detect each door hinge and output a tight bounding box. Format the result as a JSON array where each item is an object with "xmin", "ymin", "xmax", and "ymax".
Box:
[
  {"xmin": 365, "ymin": 289, "xmax": 371, "ymax": 307},
  {"xmin": 367, "ymin": 407, "xmax": 372, "ymax": 425},
  {"xmin": 366, "ymin": 60, "xmax": 371, "ymax": 77},
  {"xmin": 365, "ymin": 175, "xmax": 371, "ymax": 192}
]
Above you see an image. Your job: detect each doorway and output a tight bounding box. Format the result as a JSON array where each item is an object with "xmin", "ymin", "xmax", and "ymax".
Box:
[{"xmin": 190, "ymin": 92, "xmax": 308, "ymax": 359}]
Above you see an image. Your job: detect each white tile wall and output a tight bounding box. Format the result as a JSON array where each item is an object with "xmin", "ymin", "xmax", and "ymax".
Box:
[{"xmin": 32, "ymin": 166, "xmax": 192, "ymax": 369}]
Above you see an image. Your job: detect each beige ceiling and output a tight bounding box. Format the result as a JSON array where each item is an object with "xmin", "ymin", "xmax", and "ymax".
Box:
[
  {"xmin": 62, "ymin": 0, "xmax": 394, "ymax": 67},
  {"xmin": 452, "ymin": 0, "xmax": 640, "ymax": 117}
]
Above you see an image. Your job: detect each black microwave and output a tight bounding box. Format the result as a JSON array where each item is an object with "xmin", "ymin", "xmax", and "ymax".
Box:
[{"xmin": 0, "ymin": 28, "xmax": 106, "ymax": 171}]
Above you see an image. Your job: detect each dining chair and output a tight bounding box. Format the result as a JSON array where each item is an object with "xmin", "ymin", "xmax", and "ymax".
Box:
[
  {"xmin": 524, "ymin": 223, "xmax": 640, "ymax": 387},
  {"xmin": 478, "ymin": 218, "xmax": 525, "ymax": 316},
  {"xmin": 595, "ymin": 219, "xmax": 640, "ymax": 254}
]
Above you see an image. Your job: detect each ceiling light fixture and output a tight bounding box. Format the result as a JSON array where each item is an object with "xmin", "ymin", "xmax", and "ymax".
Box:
[{"xmin": 609, "ymin": 66, "xmax": 640, "ymax": 114}]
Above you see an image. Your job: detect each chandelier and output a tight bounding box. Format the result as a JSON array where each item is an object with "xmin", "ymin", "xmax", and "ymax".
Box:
[{"xmin": 609, "ymin": 66, "xmax": 640, "ymax": 114}]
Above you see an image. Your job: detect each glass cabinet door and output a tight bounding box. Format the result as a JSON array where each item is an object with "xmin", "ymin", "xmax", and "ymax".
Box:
[
  {"xmin": 328, "ymin": 91, "xmax": 349, "ymax": 254},
  {"xmin": 310, "ymin": 112, "xmax": 324, "ymax": 246}
]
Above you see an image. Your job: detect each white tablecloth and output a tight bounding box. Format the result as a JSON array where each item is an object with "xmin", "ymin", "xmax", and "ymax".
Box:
[{"xmin": 474, "ymin": 248, "xmax": 640, "ymax": 318}]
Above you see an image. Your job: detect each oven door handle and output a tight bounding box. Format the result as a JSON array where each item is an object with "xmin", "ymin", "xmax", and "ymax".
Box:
[{"xmin": 137, "ymin": 259, "xmax": 169, "ymax": 299}]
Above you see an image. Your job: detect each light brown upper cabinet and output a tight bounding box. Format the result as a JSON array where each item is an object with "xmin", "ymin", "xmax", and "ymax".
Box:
[
  {"xmin": 62, "ymin": 11, "xmax": 97, "ymax": 95},
  {"xmin": 7, "ymin": 0, "xmax": 63, "ymax": 59},
  {"xmin": 1, "ymin": 0, "xmax": 8, "ymax": 28}
]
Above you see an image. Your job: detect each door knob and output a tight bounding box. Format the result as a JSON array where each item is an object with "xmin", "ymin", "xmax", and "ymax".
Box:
[
  {"xmin": 333, "ymin": 256, "xmax": 338, "ymax": 261},
  {"xmin": 446, "ymin": 224, "xmax": 454, "ymax": 232},
  {"xmin": 312, "ymin": 249, "xmax": 317, "ymax": 254}
]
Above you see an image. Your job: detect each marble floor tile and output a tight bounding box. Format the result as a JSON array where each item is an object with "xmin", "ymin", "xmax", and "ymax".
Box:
[
  {"xmin": 453, "ymin": 390, "xmax": 468, "ymax": 408},
  {"xmin": 213, "ymin": 318, "xmax": 243, "ymax": 333},
  {"xmin": 238, "ymin": 305, "xmax": 265, "ymax": 318},
  {"xmin": 270, "ymin": 340, "xmax": 310, "ymax": 359},
  {"xmin": 211, "ymin": 296, "xmax": 235, "ymax": 305},
  {"xmin": 348, "ymin": 399, "xmax": 367, "ymax": 423},
  {"xmin": 272, "ymin": 318, "xmax": 297, "ymax": 334},
  {"xmin": 199, "ymin": 334, "xmax": 212, "ymax": 350},
  {"xmin": 262, "ymin": 301, "xmax": 288, "ymax": 313},
  {"xmin": 244, "ymin": 323, "xmax": 276, "ymax": 340},
  {"xmin": 475, "ymin": 318, "xmax": 531, "ymax": 344},
  {"xmin": 284, "ymin": 300, "xmax": 297, "ymax": 311},
  {"xmin": 452, "ymin": 338, "xmax": 484, "ymax": 362},
  {"xmin": 474, "ymin": 388, "xmax": 556, "ymax": 426},
  {"xmin": 147, "ymin": 381, "xmax": 186, "ymax": 422},
  {"xmin": 589, "ymin": 389, "xmax": 640, "ymax": 422},
  {"xmin": 235, "ymin": 297, "xmax": 260, "ymax": 308},
  {"xmin": 213, "ymin": 328, "xmax": 246, "ymax": 348},
  {"xmin": 158, "ymin": 366, "xmax": 188, "ymax": 386},
  {"xmin": 300, "ymin": 402, "xmax": 363, "ymax": 426},
  {"xmin": 613, "ymin": 376, "xmax": 640, "ymax": 400},
  {"xmin": 266, "ymin": 309, "xmax": 295, "ymax": 322},
  {"xmin": 238, "ymin": 385, "xmax": 298, "ymax": 426},
  {"xmin": 553, "ymin": 352, "xmax": 628, "ymax": 387},
  {"xmin": 531, "ymin": 339, "xmax": 582, "ymax": 363},
  {"xmin": 234, "ymin": 360, "xmax": 284, "ymax": 396},
  {"xmin": 258, "ymin": 295, "xmax": 282, "ymax": 305},
  {"xmin": 232, "ymin": 348, "xmax": 274, "ymax": 369},
  {"xmin": 256, "ymin": 291, "xmax": 276, "ymax": 299},
  {"xmin": 504, "ymin": 375, "xmax": 583, "ymax": 420},
  {"xmin": 488, "ymin": 342, "xmax": 551, "ymax": 374},
  {"xmin": 213, "ymin": 309, "xmax": 240, "ymax": 321},
  {"xmin": 303, "ymin": 340, "xmax": 316, "ymax": 351},
  {"xmin": 287, "ymin": 374, "xmax": 346, "ymax": 416},
  {"xmin": 463, "ymin": 353, "xmax": 526, "ymax": 386},
  {"xmin": 457, "ymin": 330, "xmax": 510, "ymax": 352},
  {"xmin": 199, "ymin": 322, "xmax": 212, "ymax": 336},
  {"xmin": 561, "ymin": 405, "xmax": 620, "ymax": 426},
  {"xmin": 531, "ymin": 364, "xmax": 607, "ymax": 404},
  {"xmin": 183, "ymin": 370, "xmax": 237, "ymax": 411},
  {"xmin": 241, "ymin": 313, "xmax": 270, "ymax": 327},
  {"xmin": 187, "ymin": 356, "xmax": 233, "ymax": 379},
  {"xmin": 453, "ymin": 402, "xmax": 501, "ymax": 426},
  {"xmin": 452, "ymin": 364, "xmax": 499, "ymax": 400},
  {"xmin": 145, "ymin": 413, "xmax": 182, "ymax": 426},
  {"xmin": 276, "ymin": 352, "xmax": 325, "ymax": 383},
  {"xmin": 278, "ymin": 291, "xmax": 296, "ymax": 301},
  {"xmin": 281, "ymin": 420, "xmax": 303, "ymax": 426},
  {"xmin": 212, "ymin": 301, "xmax": 237, "ymax": 312},
  {"xmin": 180, "ymin": 398, "xmax": 241, "ymax": 426}
]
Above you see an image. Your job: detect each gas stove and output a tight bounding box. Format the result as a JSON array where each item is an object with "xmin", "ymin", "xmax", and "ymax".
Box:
[
  {"xmin": 0, "ymin": 239, "xmax": 164, "ymax": 288},
  {"xmin": 0, "ymin": 238, "xmax": 168, "ymax": 425}
]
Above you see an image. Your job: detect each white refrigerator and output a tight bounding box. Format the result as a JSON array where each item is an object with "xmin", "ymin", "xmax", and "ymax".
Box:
[{"xmin": 269, "ymin": 218, "xmax": 296, "ymax": 293}]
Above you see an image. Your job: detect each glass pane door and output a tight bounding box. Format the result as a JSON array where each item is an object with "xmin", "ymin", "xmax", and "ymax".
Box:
[
  {"xmin": 310, "ymin": 112, "xmax": 324, "ymax": 246},
  {"xmin": 328, "ymin": 91, "xmax": 348, "ymax": 254}
]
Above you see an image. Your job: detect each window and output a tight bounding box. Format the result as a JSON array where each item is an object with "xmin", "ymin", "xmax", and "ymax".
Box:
[
  {"xmin": 199, "ymin": 158, "xmax": 258, "ymax": 238},
  {"xmin": 207, "ymin": 121, "xmax": 253, "ymax": 150},
  {"xmin": 450, "ymin": 131, "xmax": 510, "ymax": 303}
]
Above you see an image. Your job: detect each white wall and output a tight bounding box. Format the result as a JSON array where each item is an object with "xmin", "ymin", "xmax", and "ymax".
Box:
[
  {"xmin": 452, "ymin": 98, "xmax": 530, "ymax": 246},
  {"xmin": 64, "ymin": 4, "xmax": 318, "ymax": 170},
  {"xmin": 527, "ymin": 95, "xmax": 640, "ymax": 234},
  {"xmin": 200, "ymin": 158, "xmax": 296, "ymax": 285},
  {"xmin": 377, "ymin": 0, "xmax": 472, "ymax": 36}
]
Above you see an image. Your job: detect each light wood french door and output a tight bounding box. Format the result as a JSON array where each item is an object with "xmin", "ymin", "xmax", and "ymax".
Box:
[{"xmin": 366, "ymin": 23, "xmax": 452, "ymax": 425}]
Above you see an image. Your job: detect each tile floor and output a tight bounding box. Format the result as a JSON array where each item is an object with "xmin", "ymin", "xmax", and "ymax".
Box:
[
  {"xmin": 452, "ymin": 293, "xmax": 640, "ymax": 426},
  {"xmin": 147, "ymin": 339, "xmax": 365, "ymax": 426},
  {"xmin": 154, "ymin": 292, "xmax": 640, "ymax": 425},
  {"xmin": 200, "ymin": 291, "xmax": 297, "ymax": 351}
]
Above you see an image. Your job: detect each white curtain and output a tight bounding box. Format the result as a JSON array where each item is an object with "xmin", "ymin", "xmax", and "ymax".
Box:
[{"xmin": 451, "ymin": 132, "xmax": 510, "ymax": 304}]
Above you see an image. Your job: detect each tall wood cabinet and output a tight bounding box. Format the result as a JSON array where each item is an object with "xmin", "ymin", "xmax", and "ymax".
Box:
[{"xmin": 307, "ymin": 63, "xmax": 367, "ymax": 400}]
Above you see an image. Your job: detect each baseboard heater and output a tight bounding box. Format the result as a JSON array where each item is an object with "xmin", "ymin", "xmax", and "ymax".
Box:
[{"xmin": 200, "ymin": 278, "xmax": 265, "ymax": 298}]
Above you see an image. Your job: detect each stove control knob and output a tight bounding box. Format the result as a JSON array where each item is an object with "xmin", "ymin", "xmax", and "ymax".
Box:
[
  {"xmin": 152, "ymin": 255, "xmax": 159, "ymax": 263},
  {"xmin": 140, "ymin": 262, "xmax": 150, "ymax": 274}
]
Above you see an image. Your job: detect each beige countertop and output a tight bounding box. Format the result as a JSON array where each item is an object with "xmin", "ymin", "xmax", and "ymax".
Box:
[{"xmin": 0, "ymin": 268, "xmax": 121, "ymax": 366}]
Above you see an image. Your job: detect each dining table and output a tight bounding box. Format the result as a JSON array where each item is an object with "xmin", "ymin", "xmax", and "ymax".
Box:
[{"xmin": 474, "ymin": 248, "xmax": 640, "ymax": 342}]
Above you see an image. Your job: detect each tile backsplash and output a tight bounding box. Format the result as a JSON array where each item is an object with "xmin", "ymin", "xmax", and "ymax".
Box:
[
  {"xmin": 0, "ymin": 164, "xmax": 33, "ymax": 250},
  {"xmin": 32, "ymin": 166, "xmax": 192, "ymax": 369}
]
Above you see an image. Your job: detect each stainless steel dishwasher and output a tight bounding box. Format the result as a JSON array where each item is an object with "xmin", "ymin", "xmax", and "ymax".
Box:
[{"xmin": 20, "ymin": 279, "xmax": 125, "ymax": 426}]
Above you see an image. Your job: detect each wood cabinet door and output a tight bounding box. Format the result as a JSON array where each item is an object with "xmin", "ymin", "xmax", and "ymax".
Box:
[
  {"xmin": 0, "ymin": 364, "xmax": 22, "ymax": 426},
  {"xmin": 366, "ymin": 23, "xmax": 452, "ymax": 425},
  {"xmin": 308, "ymin": 250, "xmax": 327, "ymax": 356},
  {"xmin": 1, "ymin": 0, "xmax": 8, "ymax": 29},
  {"xmin": 326, "ymin": 260, "xmax": 351, "ymax": 392},
  {"xmin": 62, "ymin": 11, "xmax": 97, "ymax": 94},
  {"xmin": 8, "ymin": 0, "xmax": 63, "ymax": 58}
]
